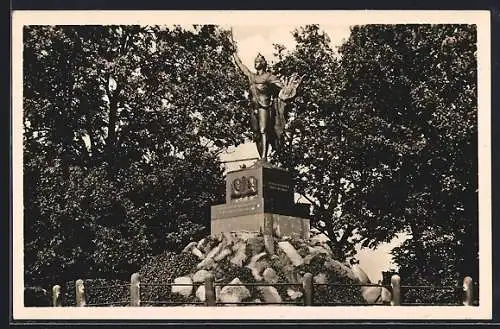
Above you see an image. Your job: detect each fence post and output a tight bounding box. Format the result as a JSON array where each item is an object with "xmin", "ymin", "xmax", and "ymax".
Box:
[
  {"xmin": 52, "ymin": 285, "xmax": 61, "ymax": 307},
  {"xmin": 75, "ymin": 279, "xmax": 86, "ymax": 307},
  {"xmin": 130, "ymin": 273, "xmax": 141, "ymax": 306},
  {"xmin": 205, "ymin": 274, "xmax": 216, "ymax": 306},
  {"xmin": 390, "ymin": 274, "xmax": 401, "ymax": 306},
  {"xmin": 463, "ymin": 276, "xmax": 474, "ymax": 306},
  {"xmin": 303, "ymin": 272, "xmax": 313, "ymax": 306}
]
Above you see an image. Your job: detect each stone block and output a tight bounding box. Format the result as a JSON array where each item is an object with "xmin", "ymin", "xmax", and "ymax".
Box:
[
  {"xmin": 259, "ymin": 286, "xmax": 282, "ymax": 303},
  {"xmin": 277, "ymin": 241, "xmax": 304, "ymax": 266},
  {"xmin": 219, "ymin": 278, "xmax": 250, "ymax": 304},
  {"xmin": 171, "ymin": 276, "xmax": 193, "ymax": 297},
  {"xmin": 263, "ymin": 267, "xmax": 279, "ymax": 284},
  {"xmin": 287, "ymin": 288, "xmax": 303, "ymax": 300},
  {"xmin": 192, "ymin": 269, "xmax": 212, "ymax": 283},
  {"xmin": 230, "ymin": 242, "xmax": 247, "ymax": 267}
]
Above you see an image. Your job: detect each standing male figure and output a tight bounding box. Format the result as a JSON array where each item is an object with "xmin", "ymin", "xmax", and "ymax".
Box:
[{"xmin": 229, "ymin": 32, "xmax": 302, "ymax": 161}]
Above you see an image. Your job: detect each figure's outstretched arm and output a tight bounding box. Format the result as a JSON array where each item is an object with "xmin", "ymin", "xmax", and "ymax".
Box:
[
  {"xmin": 269, "ymin": 74, "xmax": 284, "ymax": 90},
  {"xmin": 233, "ymin": 52, "xmax": 251, "ymax": 77},
  {"xmin": 229, "ymin": 29, "xmax": 251, "ymax": 77}
]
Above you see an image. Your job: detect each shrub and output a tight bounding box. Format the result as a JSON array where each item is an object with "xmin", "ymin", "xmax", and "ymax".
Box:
[{"xmin": 24, "ymin": 286, "xmax": 51, "ymax": 307}]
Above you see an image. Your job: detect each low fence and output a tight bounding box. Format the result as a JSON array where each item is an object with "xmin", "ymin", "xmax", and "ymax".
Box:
[{"xmin": 49, "ymin": 273, "xmax": 477, "ymax": 307}]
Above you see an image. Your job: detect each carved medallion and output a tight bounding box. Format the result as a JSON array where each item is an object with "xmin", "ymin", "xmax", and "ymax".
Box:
[{"xmin": 231, "ymin": 175, "xmax": 258, "ymax": 199}]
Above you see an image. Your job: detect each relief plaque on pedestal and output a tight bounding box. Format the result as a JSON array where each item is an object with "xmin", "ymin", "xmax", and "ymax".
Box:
[{"xmin": 210, "ymin": 161, "xmax": 310, "ymax": 239}]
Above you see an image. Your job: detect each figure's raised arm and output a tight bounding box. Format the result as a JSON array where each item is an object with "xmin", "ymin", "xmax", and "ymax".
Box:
[
  {"xmin": 229, "ymin": 29, "xmax": 251, "ymax": 77},
  {"xmin": 233, "ymin": 51, "xmax": 251, "ymax": 77}
]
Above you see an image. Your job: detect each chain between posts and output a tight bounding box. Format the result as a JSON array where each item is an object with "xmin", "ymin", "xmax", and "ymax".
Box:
[{"xmin": 49, "ymin": 273, "xmax": 475, "ymax": 307}]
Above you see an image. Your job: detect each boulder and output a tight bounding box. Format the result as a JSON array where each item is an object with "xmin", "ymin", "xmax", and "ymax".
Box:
[
  {"xmin": 287, "ymin": 288, "xmax": 303, "ymax": 300},
  {"xmin": 237, "ymin": 231, "xmax": 259, "ymax": 241},
  {"xmin": 231, "ymin": 241, "xmax": 243, "ymax": 252},
  {"xmin": 361, "ymin": 286, "xmax": 382, "ymax": 303},
  {"xmin": 222, "ymin": 232, "xmax": 236, "ymax": 243},
  {"xmin": 205, "ymin": 241, "xmax": 226, "ymax": 260},
  {"xmin": 219, "ymin": 278, "xmax": 250, "ymax": 304},
  {"xmin": 200, "ymin": 238, "xmax": 217, "ymax": 254},
  {"xmin": 311, "ymin": 233, "xmax": 330, "ymax": 245},
  {"xmin": 197, "ymin": 238, "xmax": 207, "ymax": 250},
  {"xmin": 196, "ymin": 257, "xmax": 216, "ymax": 270},
  {"xmin": 171, "ymin": 276, "xmax": 193, "ymax": 297},
  {"xmin": 381, "ymin": 287, "xmax": 392, "ymax": 303},
  {"xmin": 307, "ymin": 246, "xmax": 319, "ymax": 254},
  {"xmin": 192, "ymin": 269, "xmax": 212, "ymax": 283},
  {"xmin": 195, "ymin": 285, "xmax": 206, "ymax": 301},
  {"xmin": 246, "ymin": 252, "xmax": 267, "ymax": 281},
  {"xmin": 164, "ymin": 234, "xmax": 386, "ymax": 306},
  {"xmin": 297, "ymin": 245, "xmax": 310, "ymax": 257},
  {"xmin": 310, "ymin": 227, "xmax": 321, "ymax": 235},
  {"xmin": 262, "ymin": 267, "xmax": 279, "ymax": 284},
  {"xmin": 191, "ymin": 247, "xmax": 205, "ymax": 260},
  {"xmin": 247, "ymin": 236, "xmax": 265, "ymax": 256},
  {"xmin": 303, "ymin": 252, "xmax": 322, "ymax": 265},
  {"xmin": 230, "ymin": 242, "xmax": 247, "ymax": 267},
  {"xmin": 313, "ymin": 272, "xmax": 328, "ymax": 285},
  {"xmin": 295, "ymin": 238, "xmax": 306, "ymax": 245},
  {"xmin": 214, "ymin": 248, "xmax": 232, "ymax": 262},
  {"xmin": 182, "ymin": 241, "xmax": 197, "ymax": 253},
  {"xmin": 277, "ymin": 241, "xmax": 304, "ymax": 266},
  {"xmin": 259, "ymin": 286, "xmax": 282, "ymax": 303},
  {"xmin": 313, "ymin": 245, "xmax": 330, "ymax": 255},
  {"xmin": 247, "ymin": 252, "xmax": 267, "ymax": 268},
  {"xmin": 321, "ymin": 243, "xmax": 334, "ymax": 254},
  {"xmin": 254, "ymin": 259, "xmax": 270, "ymax": 274},
  {"xmin": 274, "ymin": 250, "xmax": 292, "ymax": 269},
  {"xmin": 314, "ymin": 272, "xmax": 329, "ymax": 292}
]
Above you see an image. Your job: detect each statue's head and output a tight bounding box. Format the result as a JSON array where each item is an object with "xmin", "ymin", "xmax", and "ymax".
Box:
[{"xmin": 254, "ymin": 53, "xmax": 267, "ymax": 70}]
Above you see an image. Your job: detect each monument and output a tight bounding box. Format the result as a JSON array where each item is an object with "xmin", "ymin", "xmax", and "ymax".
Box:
[{"xmin": 210, "ymin": 33, "xmax": 310, "ymax": 239}]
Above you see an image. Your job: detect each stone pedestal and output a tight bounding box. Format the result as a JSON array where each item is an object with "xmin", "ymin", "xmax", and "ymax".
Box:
[{"xmin": 210, "ymin": 161, "xmax": 310, "ymax": 239}]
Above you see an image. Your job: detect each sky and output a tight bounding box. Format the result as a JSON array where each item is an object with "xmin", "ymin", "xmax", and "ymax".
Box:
[
  {"xmin": 230, "ymin": 25, "xmax": 352, "ymax": 69},
  {"xmin": 219, "ymin": 24, "xmax": 406, "ymax": 282}
]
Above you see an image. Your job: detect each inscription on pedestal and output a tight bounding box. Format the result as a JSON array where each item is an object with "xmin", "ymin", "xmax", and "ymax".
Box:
[
  {"xmin": 267, "ymin": 181, "xmax": 290, "ymax": 192},
  {"xmin": 211, "ymin": 198, "xmax": 263, "ymax": 219}
]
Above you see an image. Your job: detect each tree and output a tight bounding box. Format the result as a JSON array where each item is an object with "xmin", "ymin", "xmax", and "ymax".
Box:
[
  {"xmin": 338, "ymin": 24, "xmax": 478, "ymax": 286},
  {"xmin": 272, "ymin": 24, "xmax": 478, "ymax": 285},
  {"xmin": 23, "ymin": 25, "xmax": 247, "ymax": 284}
]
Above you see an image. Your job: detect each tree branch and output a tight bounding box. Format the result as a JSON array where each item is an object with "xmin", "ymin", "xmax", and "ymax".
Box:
[{"xmin": 296, "ymin": 191, "xmax": 322, "ymax": 209}]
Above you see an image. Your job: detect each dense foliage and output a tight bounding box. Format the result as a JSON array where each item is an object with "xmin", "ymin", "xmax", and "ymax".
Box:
[
  {"xmin": 24, "ymin": 23, "xmax": 478, "ymax": 301},
  {"xmin": 272, "ymin": 24, "xmax": 478, "ymax": 287},
  {"xmin": 24, "ymin": 25, "xmax": 246, "ymax": 285}
]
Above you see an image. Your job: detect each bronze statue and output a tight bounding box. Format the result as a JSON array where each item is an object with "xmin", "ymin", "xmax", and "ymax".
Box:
[{"xmin": 229, "ymin": 32, "xmax": 303, "ymax": 161}]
